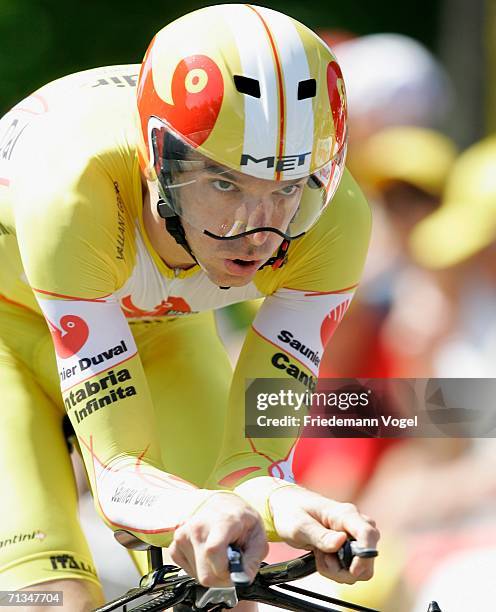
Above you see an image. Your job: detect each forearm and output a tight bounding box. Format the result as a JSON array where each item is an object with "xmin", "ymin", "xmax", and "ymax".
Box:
[{"xmin": 91, "ymin": 451, "xmax": 228, "ymax": 547}]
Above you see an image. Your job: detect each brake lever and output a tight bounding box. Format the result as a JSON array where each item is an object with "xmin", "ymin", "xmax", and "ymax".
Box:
[
  {"xmin": 227, "ymin": 544, "xmax": 251, "ymax": 586},
  {"xmin": 337, "ymin": 538, "xmax": 379, "ymax": 570}
]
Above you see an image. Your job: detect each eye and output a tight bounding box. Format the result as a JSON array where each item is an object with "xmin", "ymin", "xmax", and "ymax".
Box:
[
  {"xmin": 276, "ymin": 184, "xmax": 301, "ymax": 196},
  {"xmin": 212, "ymin": 179, "xmax": 238, "ymax": 192}
]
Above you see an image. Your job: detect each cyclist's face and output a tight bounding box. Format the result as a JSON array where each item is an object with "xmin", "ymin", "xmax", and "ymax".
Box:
[{"xmin": 176, "ymin": 164, "xmax": 306, "ymax": 287}]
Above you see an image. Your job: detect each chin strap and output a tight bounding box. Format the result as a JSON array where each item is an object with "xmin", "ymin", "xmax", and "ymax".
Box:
[{"xmin": 157, "ymin": 198, "xmax": 198, "ymax": 264}]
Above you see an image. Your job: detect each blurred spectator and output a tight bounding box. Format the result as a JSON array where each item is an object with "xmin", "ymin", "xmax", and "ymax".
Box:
[
  {"xmin": 353, "ymin": 126, "xmax": 458, "ymax": 247},
  {"xmin": 357, "ymin": 137, "xmax": 496, "ymax": 610},
  {"xmin": 321, "ymin": 126, "xmax": 458, "ymax": 380},
  {"xmin": 410, "ymin": 135, "xmax": 496, "ymax": 272},
  {"xmin": 333, "ymin": 33, "xmax": 453, "ymax": 150},
  {"xmin": 410, "ymin": 135, "xmax": 496, "ymax": 376},
  {"xmin": 326, "ymin": 33, "xmax": 456, "ymax": 378}
]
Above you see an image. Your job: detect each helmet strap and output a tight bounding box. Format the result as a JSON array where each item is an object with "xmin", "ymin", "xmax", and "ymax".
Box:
[
  {"xmin": 164, "ymin": 213, "xmax": 231, "ymax": 290},
  {"xmin": 258, "ymin": 239, "xmax": 291, "ymax": 271},
  {"xmin": 157, "ymin": 198, "xmax": 198, "ymax": 264}
]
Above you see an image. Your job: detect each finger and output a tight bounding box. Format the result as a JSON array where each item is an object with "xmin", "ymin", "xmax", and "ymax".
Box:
[
  {"xmin": 202, "ymin": 523, "xmax": 267, "ymax": 585},
  {"xmin": 321, "ymin": 502, "xmax": 379, "ymax": 549},
  {"xmin": 360, "ymin": 514, "xmax": 377, "ymax": 528},
  {"xmin": 201, "ymin": 528, "xmax": 232, "ymax": 586},
  {"xmin": 349, "ymin": 555, "xmax": 375, "ymax": 581},
  {"xmin": 300, "ymin": 516, "xmax": 348, "ymax": 553},
  {"xmin": 314, "ymin": 549, "xmax": 356, "ymax": 585},
  {"xmin": 241, "ymin": 525, "xmax": 269, "ymax": 579},
  {"xmin": 169, "ymin": 541, "xmax": 195, "ymax": 578},
  {"xmin": 171, "ymin": 527, "xmax": 197, "ymax": 577},
  {"xmin": 339, "ymin": 512, "xmax": 380, "ymax": 549}
]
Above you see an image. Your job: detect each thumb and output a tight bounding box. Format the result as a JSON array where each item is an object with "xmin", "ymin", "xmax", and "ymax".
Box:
[{"xmin": 302, "ymin": 517, "xmax": 347, "ymax": 553}]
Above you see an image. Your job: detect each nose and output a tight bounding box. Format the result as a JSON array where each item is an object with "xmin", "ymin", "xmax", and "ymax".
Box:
[
  {"xmin": 245, "ymin": 198, "xmax": 273, "ymax": 245},
  {"xmin": 246, "ymin": 229, "xmax": 270, "ymax": 246}
]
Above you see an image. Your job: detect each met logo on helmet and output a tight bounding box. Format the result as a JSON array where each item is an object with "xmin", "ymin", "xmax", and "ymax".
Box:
[{"xmin": 240, "ymin": 152, "xmax": 311, "ymax": 173}]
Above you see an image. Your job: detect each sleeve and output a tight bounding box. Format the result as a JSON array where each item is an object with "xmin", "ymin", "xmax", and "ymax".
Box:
[
  {"xmin": 12, "ymin": 127, "xmax": 228, "ymax": 547},
  {"xmin": 205, "ymin": 170, "xmax": 372, "ymax": 539}
]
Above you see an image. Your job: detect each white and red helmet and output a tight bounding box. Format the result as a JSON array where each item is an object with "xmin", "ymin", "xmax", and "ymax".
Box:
[{"xmin": 137, "ymin": 4, "xmax": 348, "ymax": 239}]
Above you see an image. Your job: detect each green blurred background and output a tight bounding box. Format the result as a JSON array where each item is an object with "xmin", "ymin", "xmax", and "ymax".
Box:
[{"xmin": 0, "ymin": 0, "xmax": 490, "ymax": 144}]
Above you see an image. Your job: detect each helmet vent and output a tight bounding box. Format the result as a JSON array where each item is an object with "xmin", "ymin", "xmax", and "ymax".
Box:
[
  {"xmin": 297, "ymin": 79, "xmax": 316, "ymax": 100},
  {"xmin": 233, "ymin": 75, "xmax": 261, "ymax": 98}
]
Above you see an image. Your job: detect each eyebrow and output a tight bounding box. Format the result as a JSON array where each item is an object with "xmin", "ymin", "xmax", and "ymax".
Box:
[
  {"xmin": 204, "ymin": 164, "xmax": 307, "ymax": 187},
  {"xmin": 204, "ymin": 165, "xmax": 239, "ymax": 182}
]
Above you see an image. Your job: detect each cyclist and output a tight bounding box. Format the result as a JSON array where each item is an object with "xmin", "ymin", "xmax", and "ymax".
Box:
[{"xmin": 0, "ymin": 5, "xmax": 378, "ymax": 610}]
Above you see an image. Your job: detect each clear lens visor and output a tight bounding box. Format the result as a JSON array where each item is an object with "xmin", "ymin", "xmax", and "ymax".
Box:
[{"xmin": 152, "ymin": 127, "xmax": 345, "ymax": 241}]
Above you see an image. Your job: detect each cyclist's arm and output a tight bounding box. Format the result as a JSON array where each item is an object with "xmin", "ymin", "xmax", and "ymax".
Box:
[
  {"xmin": 35, "ymin": 294, "xmax": 225, "ymax": 545},
  {"xmin": 12, "ymin": 139, "xmax": 227, "ymax": 548},
  {"xmin": 205, "ymin": 170, "xmax": 372, "ymax": 538}
]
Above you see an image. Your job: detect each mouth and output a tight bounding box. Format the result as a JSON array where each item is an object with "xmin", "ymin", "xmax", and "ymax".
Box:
[{"xmin": 223, "ymin": 258, "xmax": 265, "ymax": 276}]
